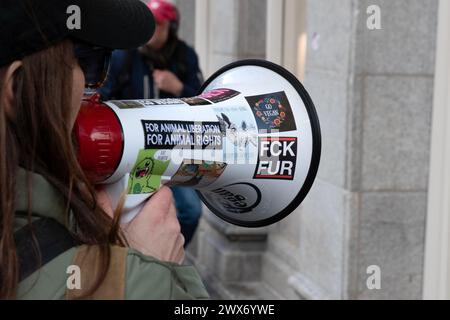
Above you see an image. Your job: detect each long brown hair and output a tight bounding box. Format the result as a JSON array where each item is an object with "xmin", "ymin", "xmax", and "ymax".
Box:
[{"xmin": 0, "ymin": 40, "xmax": 123, "ymax": 299}]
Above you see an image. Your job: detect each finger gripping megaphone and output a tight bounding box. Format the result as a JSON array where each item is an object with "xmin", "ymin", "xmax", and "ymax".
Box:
[{"xmin": 74, "ymin": 60, "xmax": 321, "ymax": 227}]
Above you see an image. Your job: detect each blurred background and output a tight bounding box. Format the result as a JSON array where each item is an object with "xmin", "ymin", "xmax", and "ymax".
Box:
[{"xmin": 156, "ymin": 0, "xmax": 449, "ymax": 300}]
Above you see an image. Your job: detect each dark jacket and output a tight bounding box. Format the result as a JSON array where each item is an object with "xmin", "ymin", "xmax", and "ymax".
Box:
[{"xmin": 98, "ymin": 40, "xmax": 203, "ymax": 100}]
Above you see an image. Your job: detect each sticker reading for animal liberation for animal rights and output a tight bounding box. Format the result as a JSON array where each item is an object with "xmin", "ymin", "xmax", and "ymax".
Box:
[
  {"xmin": 127, "ymin": 149, "xmax": 171, "ymax": 194},
  {"xmin": 254, "ymin": 137, "xmax": 298, "ymax": 180},
  {"xmin": 245, "ymin": 91, "xmax": 297, "ymax": 133},
  {"xmin": 141, "ymin": 120, "xmax": 223, "ymax": 150}
]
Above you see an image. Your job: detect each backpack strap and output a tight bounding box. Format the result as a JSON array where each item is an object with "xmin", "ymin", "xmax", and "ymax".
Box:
[
  {"xmin": 66, "ymin": 245, "xmax": 128, "ymax": 300},
  {"xmin": 14, "ymin": 217, "xmax": 77, "ymax": 282}
]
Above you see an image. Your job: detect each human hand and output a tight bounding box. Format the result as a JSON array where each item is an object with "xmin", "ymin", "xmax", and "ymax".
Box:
[
  {"xmin": 96, "ymin": 186, "xmax": 185, "ymax": 264},
  {"xmin": 153, "ymin": 69, "xmax": 183, "ymax": 96}
]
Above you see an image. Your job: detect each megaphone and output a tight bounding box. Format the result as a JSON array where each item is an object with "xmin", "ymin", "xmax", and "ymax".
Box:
[{"xmin": 74, "ymin": 60, "xmax": 321, "ymax": 227}]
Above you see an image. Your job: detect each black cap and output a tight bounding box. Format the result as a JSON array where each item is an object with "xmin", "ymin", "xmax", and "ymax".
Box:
[{"xmin": 0, "ymin": 0, "xmax": 155, "ymax": 67}]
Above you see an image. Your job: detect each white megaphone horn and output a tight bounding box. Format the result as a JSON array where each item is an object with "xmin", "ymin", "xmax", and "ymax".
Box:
[{"xmin": 74, "ymin": 60, "xmax": 321, "ymax": 227}]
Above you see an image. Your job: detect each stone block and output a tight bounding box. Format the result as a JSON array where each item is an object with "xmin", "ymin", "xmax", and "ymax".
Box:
[
  {"xmin": 361, "ymin": 75, "xmax": 433, "ymax": 191},
  {"xmin": 356, "ymin": 191, "xmax": 427, "ymax": 299},
  {"xmin": 306, "ymin": 0, "xmax": 354, "ymax": 74},
  {"xmin": 355, "ymin": 0, "xmax": 438, "ymax": 75}
]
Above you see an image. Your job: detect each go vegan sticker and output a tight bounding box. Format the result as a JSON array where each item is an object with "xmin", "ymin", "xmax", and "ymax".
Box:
[{"xmin": 245, "ymin": 91, "xmax": 297, "ymax": 133}]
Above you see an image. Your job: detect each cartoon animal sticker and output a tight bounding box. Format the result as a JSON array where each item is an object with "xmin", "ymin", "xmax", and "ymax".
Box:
[{"xmin": 127, "ymin": 149, "xmax": 171, "ymax": 194}]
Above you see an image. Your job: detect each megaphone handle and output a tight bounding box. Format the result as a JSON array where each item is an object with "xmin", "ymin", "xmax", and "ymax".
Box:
[{"xmin": 119, "ymin": 200, "xmax": 149, "ymax": 224}]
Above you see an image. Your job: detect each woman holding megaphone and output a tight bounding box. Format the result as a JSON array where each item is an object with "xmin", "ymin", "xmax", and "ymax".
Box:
[{"xmin": 0, "ymin": 0, "xmax": 208, "ymax": 299}]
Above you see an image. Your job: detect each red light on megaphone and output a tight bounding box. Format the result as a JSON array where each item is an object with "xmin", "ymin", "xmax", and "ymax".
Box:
[{"xmin": 74, "ymin": 93, "xmax": 124, "ymax": 183}]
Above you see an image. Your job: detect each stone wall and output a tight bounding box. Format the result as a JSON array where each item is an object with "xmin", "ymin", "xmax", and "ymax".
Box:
[
  {"xmin": 203, "ymin": 0, "xmax": 267, "ymax": 75},
  {"xmin": 263, "ymin": 0, "xmax": 438, "ymax": 299},
  {"xmin": 187, "ymin": 0, "xmax": 439, "ymax": 300},
  {"xmin": 349, "ymin": 0, "xmax": 437, "ymax": 299}
]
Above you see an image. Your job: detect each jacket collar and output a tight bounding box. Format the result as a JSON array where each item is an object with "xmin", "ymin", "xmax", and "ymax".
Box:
[{"xmin": 15, "ymin": 168, "xmax": 68, "ymax": 226}]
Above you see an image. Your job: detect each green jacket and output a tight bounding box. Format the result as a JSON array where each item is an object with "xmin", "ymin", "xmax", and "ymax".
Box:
[{"xmin": 15, "ymin": 169, "xmax": 209, "ymax": 300}]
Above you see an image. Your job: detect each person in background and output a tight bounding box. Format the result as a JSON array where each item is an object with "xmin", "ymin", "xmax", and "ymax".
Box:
[{"xmin": 99, "ymin": 0, "xmax": 204, "ymax": 246}]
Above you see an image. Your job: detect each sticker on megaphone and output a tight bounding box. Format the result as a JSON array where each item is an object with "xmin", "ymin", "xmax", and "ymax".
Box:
[{"xmin": 74, "ymin": 60, "xmax": 321, "ymax": 227}]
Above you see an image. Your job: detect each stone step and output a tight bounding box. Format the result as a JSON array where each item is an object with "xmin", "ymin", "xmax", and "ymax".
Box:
[
  {"xmin": 212, "ymin": 281, "xmax": 284, "ymax": 300},
  {"xmin": 189, "ymin": 253, "xmax": 283, "ymax": 300}
]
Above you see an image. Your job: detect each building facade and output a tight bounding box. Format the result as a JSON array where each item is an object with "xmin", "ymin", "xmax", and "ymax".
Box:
[{"xmin": 172, "ymin": 0, "xmax": 450, "ymax": 300}]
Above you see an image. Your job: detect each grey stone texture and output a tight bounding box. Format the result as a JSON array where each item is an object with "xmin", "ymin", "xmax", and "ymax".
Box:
[
  {"xmin": 361, "ymin": 76, "xmax": 433, "ymax": 191},
  {"xmin": 356, "ymin": 192, "xmax": 427, "ymax": 299},
  {"xmin": 207, "ymin": 0, "xmax": 267, "ymax": 73},
  {"xmin": 304, "ymin": 70, "xmax": 350, "ymax": 188},
  {"xmin": 295, "ymin": 0, "xmax": 436, "ymax": 300},
  {"xmin": 173, "ymin": 0, "xmax": 197, "ymax": 47},
  {"xmin": 355, "ymin": 0, "xmax": 438, "ymax": 76}
]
